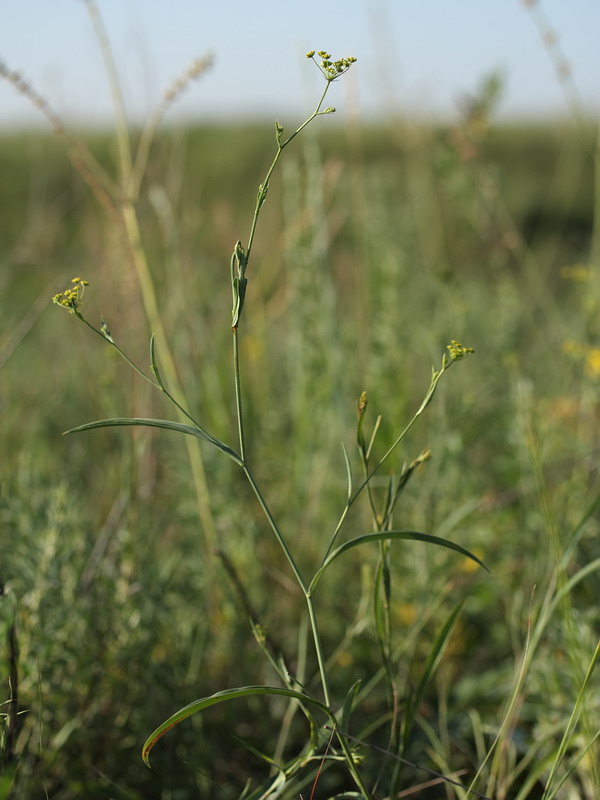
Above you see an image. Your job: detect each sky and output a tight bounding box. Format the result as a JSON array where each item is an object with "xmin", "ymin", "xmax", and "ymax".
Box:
[{"xmin": 1, "ymin": 0, "xmax": 599, "ymax": 129}]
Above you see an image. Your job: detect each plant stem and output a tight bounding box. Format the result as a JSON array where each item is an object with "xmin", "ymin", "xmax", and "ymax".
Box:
[
  {"xmin": 239, "ymin": 465, "xmax": 333, "ymax": 704},
  {"xmin": 304, "ymin": 593, "xmax": 331, "ymax": 706},
  {"xmin": 324, "ymin": 360, "xmax": 454, "ymax": 560},
  {"xmin": 245, "ymin": 81, "xmax": 331, "ymax": 263},
  {"xmin": 232, "ymin": 330, "xmax": 246, "ymax": 462},
  {"xmin": 241, "ymin": 467, "xmax": 305, "ymax": 590},
  {"xmin": 227, "ymin": 73, "xmax": 377, "ymax": 789},
  {"xmin": 121, "ymin": 204, "xmax": 218, "ymax": 550},
  {"xmin": 84, "ymin": 0, "xmax": 219, "ymax": 552}
]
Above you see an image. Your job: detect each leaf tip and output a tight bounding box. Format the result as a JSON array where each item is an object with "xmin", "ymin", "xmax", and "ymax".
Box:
[{"xmin": 141, "ymin": 740, "xmax": 155, "ymax": 768}]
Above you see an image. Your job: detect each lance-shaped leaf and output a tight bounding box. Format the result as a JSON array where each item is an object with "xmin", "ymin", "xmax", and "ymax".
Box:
[
  {"xmin": 142, "ymin": 685, "xmax": 331, "ymax": 767},
  {"xmin": 341, "ymin": 441, "xmax": 353, "ymax": 503},
  {"xmin": 149, "ymin": 334, "xmax": 165, "ymax": 390},
  {"xmin": 65, "ymin": 417, "xmax": 244, "ymax": 466},
  {"xmin": 310, "ymin": 531, "xmax": 488, "ymax": 594}
]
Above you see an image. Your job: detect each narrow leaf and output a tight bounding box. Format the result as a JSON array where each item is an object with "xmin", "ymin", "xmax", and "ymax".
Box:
[
  {"xmin": 310, "ymin": 531, "xmax": 488, "ymax": 593},
  {"xmin": 230, "ymin": 734, "xmax": 281, "ymax": 768},
  {"xmin": 65, "ymin": 417, "xmax": 244, "ymax": 466},
  {"xmin": 340, "ymin": 680, "xmax": 362, "ymax": 734},
  {"xmin": 542, "ymin": 639, "xmax": 600, "ymax": 800},
  {"xmin": 142, "ymin": 685, "xmax": 330, "ymax": 767},
  {"xmin": 149, "ymin": 334, "xmax": 165, "ymax": 390},
  {"xmin": 341, "ymin": 442, "xmax": 353, "ymax": 502},
  {"xmin": 545, "ymin": 728, "xmax": 600, "ymax": 800}
]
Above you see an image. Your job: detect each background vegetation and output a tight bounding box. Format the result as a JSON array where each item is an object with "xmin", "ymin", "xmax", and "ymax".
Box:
[{"xmin": 0, "ymin": 58, "xmax": 599, "ymax": 799}]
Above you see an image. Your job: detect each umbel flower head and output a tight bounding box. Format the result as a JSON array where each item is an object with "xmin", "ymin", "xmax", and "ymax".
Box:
[
  {"xmin": 306, "ymin": 50, "xmax": 357, "ymax": 82},
  {"xmin": 447, "ymin": 339, "xmax": 475, "ymax": 361},
  {"xmin": 52, "ymin": 276, "xmax": 89, "ymax": 314}
]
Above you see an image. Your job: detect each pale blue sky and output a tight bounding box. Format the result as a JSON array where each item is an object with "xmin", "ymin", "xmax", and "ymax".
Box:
[{"xmin": 1, "ymin": 0, "xmax": 598, "ymax": 128}]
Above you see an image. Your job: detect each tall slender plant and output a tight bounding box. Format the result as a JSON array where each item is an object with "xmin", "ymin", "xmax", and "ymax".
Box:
[{"xmin": 52, "ymin": 50, "xmax": 484, "ymax": 799}]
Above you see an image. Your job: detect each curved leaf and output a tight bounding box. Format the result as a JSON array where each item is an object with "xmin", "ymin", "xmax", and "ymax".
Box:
[
  {"xmin": 341, "ymin": 441, "xmax": 353, "ymax": 503},
  {"xmin": 149, "ymin": 334, "xmax": 165, "ymax": 391},
  {"xmin": 340, "ymin": 679, "xmax": 362, "ymax": 733},
  {"xmin": 65, "ymin": 417, "xmax": 244, "ymax": 466},
  {"xmin": 310, "ymin": 531, "xmax": 488, "ymax": 593},
  {"xmin": 142, "ymin": 685, "xmax": 331, "ymax": 767}
]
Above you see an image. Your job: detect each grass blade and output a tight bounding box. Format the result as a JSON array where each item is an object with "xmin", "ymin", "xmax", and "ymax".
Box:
[
  {"xmin": 402, "ymin": 600, "xmax": 465, "ymax": 753},
  {"xmin": 542, "ymin": 639, "xmax": 600, "ymax": 800}
]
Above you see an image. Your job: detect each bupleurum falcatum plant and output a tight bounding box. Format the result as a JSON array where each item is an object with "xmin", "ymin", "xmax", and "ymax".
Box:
[{"xmin": 53, "ymin": 50, "xmax": 483, "ymax": 799}]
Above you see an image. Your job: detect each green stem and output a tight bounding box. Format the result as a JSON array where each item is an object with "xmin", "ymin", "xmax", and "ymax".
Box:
[
  {"xmin": 324, "ymin": 361, "xmax": 453, "ymax": 560},
  {"xmin": 245, "ymin": 80, "xmax": 331, "ymax": 263},
  {"xmin": 242, "ymin": 466, "xmax": 306, "ymax": 591},
  {"xmin": 76, "ymin": 314, "xmax": 210, "ymax": 434},
  {"xmin": 241, "ymin": 466, "xmax": 334, "ymax": 704},
  {"xmin": 236, "ymin": 390, "xmax": 338, "ymax": 706},
  {"xmin": 84, "ymin": 0, "xmax": 218, "ymax": 552},
  {"xmin": 232, "ymin": 330, "xmax": 246, "ymax": 462},
  {"xmin": 332, "ymin": 728, "xmax": 373, "ymax": 799},
  {"xmin": 226, "ymin": 72, "xmax": 374, "ymax": 788},
  {"xmin": 227, "ymin": 77, "xmax": 338, "ymax": 699},
  {"xmin": 304, "ymin": 593, "xmax": 331, "ymax": 706}
]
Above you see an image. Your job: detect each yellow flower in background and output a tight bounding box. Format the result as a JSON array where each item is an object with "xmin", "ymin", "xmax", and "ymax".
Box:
[
  {"xmin": 459, "ymin": 548, "xmax": 485, "ymax": 574},
  {"xmin": 562, "ymin": 339, "xmax": 585, "ymax": 357},
  {"xmin": 395, "ymin": 602, "xmax": 417, "ymax": 626},
  {"xmin": 560, "ymin": 264, "xmax": 590, "ymax": 282},
  {"xmin": 563, "ymin": 340, "xmax": 600, "ymax": 378},
  {"xmin": 585, "ymin": 347, "xmax": 600, "ymax": 378}
]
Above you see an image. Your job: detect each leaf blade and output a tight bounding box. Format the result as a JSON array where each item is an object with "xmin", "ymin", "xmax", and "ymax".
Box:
[
  {"xmin": 64, "ymin": 417, "xmax": 244, "ymax": 466},
  {"xmin": 311, "ymin": 531, "xmax": 488, "ymax": 593},
  {"xmin": 142, "ymin": 685, "xmax": 331, "ymax": 767}
]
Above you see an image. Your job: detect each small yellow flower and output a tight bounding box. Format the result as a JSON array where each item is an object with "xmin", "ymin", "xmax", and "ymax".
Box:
[
  {"xmin": 307, "ymin": 50, "xmax": 357, "ymax": 82},
  {"xmin": 560, "ymin": 264, "xmax": 590, "ymax": 282},
  {"xmin": 562, "ymin": 339, "xmax": 585, "ymax": 357},
  {"xmin": 447, "ymin": 339, "xmax": 475, "ymax": 361},
  {"xmin": 52, "ymin": 277, "xmax": 89, "ymax": 313},
  {"xmin": 337, "ymin": 650, "xmax": 353, "ymax": 668},
  {"xmin": 395, "ymin": 602, "xmax": 417, "ymax": 626},
  {"xmin": 459, "ymin": 548, "xmax": 485, "ymax": 574},
  {"xmin": 253, "ymin": 624, "xmax": 267, "ymax": 645}
]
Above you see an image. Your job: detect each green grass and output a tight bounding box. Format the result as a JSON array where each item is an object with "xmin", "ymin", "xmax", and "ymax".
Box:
[{"xmin": 1, "ymin": 38, "xmax": 599, "ymax": 800}]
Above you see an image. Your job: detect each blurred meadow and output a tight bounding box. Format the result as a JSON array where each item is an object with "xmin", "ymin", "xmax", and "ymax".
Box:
[{"xmin": 1, "ymin": 4, "xmax": 599, "ymax": 799}]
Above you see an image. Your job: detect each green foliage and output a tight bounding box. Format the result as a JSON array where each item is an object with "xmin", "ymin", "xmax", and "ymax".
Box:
[{"xmin": 1, "ymin": 26, "xmax": 599, "ymax": 800}]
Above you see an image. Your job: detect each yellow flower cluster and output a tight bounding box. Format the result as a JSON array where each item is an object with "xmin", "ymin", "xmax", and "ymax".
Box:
[
  {"xmin": 306, "ymin": 50, "xmax": 357, "ymax": 82},
  {"xmin": 560, "ymin": 264, "xmax": 590, "ymax": 282},
  {"xmin": 586, "ymin": 348, "xmax": 600, "ymax": 377},
  {"xmin": 447, "ymin": 339, "xmax": 475, "ymax": 361},
  {"xmin": 562, "ymin": 339, "xmax": 600, "ymax": 377},
  {"xmin": 52, "ymin": 276, "xmax": 89, "ymax": 313}
]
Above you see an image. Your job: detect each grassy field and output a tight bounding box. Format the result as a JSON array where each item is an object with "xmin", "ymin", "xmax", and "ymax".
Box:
[{"xmin": 0, "ymin": 67, "xmax": 599, "ymax": 799}]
